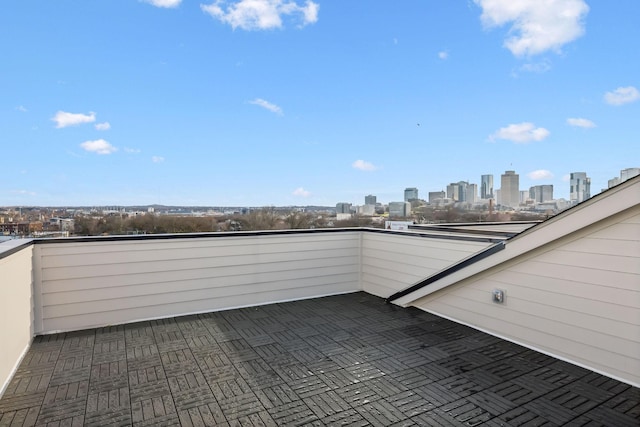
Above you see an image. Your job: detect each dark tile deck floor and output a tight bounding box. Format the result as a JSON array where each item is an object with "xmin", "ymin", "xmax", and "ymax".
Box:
[{"xmin": 1, "ymin": 292, "xmax": 638, "ymax": 426}]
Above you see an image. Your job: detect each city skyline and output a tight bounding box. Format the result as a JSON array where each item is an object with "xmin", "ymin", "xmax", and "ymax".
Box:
[
  {"xmin": 2, "ymin": 1, "xmax": 639, "ymax": 206},
  {"xmin": 1, "ymin": 166, "xmax": 636, "ymax": 210}
]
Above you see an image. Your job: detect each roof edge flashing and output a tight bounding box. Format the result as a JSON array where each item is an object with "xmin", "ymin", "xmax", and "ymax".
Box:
[
  {"xmin": 385, "ymin": 241, "xmax": 506, "ymax": 304},
  {"xmin": 0, "ymin": 239, "xmax": 34, "ymax": 260}
]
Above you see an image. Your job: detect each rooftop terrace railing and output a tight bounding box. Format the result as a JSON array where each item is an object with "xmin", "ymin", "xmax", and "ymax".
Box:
[{"xmin": 0, "ymin": 228, "xmax": 494, "ymax": 395}]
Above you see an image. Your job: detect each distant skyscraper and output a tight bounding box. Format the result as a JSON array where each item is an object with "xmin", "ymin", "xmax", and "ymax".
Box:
[
  {"xmin": 446, "ymin": 181, "xmax": 467, "ymax": 202},
  {"xmin": 358, "ymin": 205, "xmax": 375, "ymax": 216},
  {"xmin": 608, "ymin": 177, "xmax": 621, "ymax": 189},
  {"xmin": 530, "ymin": 185, "xmax": 554, "ymax": 203},
  {"xmin": 466, "ymin": 184, "xmax": 478, "ymax": 204},
  {"xmin": 620, "ymin": 167, "xmax": 640, "ymax": 182},
  {"xmin": 570, "ymin": 172, "xmax": 591, "ymax": 204},
  {"xmin": 428, "ymin": 191, "xmax": 445, "ymax": 204},
  {"xmin": 607, "ymin": 167, "xmax": 639, "ymax": 189},
  {"xmin": 481, "ymin": 174, "xmax": 494, "ymax": 199},
  {"xmin": 404, "ymin": 187, "xmax": 419, "ymax": 202},
  {"xmin": 335, "ymin": 203, "xmax": 352, "ymax": 214},
  {"xmin": 388, "ymin": 202, "xmax": 411, "ymax": 217},
  {"xmin": 446, "ymin": 184, "xmax": 456, "ymax": 201},
  {"xmin": 365, "ymin": 194, "xmax": 377, "ymax": 205},
  {"xmin": 500, "ymin": 170, "xmax": 519, "ymax": 208},
  {"xmin": 520, "ymin": 191, "xmax": 529, "ymax": 204}
]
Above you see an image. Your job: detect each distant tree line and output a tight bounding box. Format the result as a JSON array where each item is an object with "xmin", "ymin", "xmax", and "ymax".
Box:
[
  {"xmin": 71, "ymin": 206, "xmax": 548, "ymax": 237},
  {"xmin": 72, "ymin": 208, "xmax": 350, "ymax": 236},
  {"xmin": 73, "ymin": 214, "xmax": 218, "ymax": 236}
]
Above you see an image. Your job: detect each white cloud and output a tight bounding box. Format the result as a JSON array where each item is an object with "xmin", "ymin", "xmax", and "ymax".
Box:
[
  {"xmin": 142, "ymin": 0, "xmax": 182, "ymax": 8},
  {"xmin": 292, "ymin": 187, "xmax": 311, "ymax": 197},
  {"xmin": 80, "ymin": 139, "xmax": 117, "ymax": 155},
  {"xmin": 489, "ymin": 122, "xmax": 550, "ymax": 144},
  {"xmin": 562, "ymin": 174, "xmax": 571, "ymax": 182},
  {"xmin": 52, "ymin": 111, "xmax": 96, "ymax": 128},
  {"xmin": 201, "ymin": 0, "xmax": 319, "ymax": 31},
  {"xmin": 95, "ymin": 122, "xmax": 111, "ymax": 131},
  {"xmin": 474, "ymin": 0, "xmax": 589, "ymax": 57},
  {"xmin": 566, "ymin": 117, "xmax": 596, "ymax": 128},
  {"xmin": 124, "ymin": 147, "xmax": 142, "ymax": 153},
  {"xmin": 528, "ymin": 169, "xmax": 554, "ymax": 180},
  {"xmin": 604, "ymin": 86, "xmax": 640, "ymax": 106},
  {"xmin": 249, "ymin": 98, "xmax": 283, "ymax": 115},
  {"xmin": 438, "ymin": 51, "xmax": 449, "ymax": 60},
  {"xmin": 519, "ymin": 59, "xmax": 551, "ymax": 74},
  {"xmin": 16, "ymin": 105, "xmax": 27, "ymax": 112},
  {"xmin": 152, "ymin": 156, "xmax": 165, "ymax": 163},
  {"xmin": 352, "ymin": 160, "xmax": 378, "ymax": 171}
]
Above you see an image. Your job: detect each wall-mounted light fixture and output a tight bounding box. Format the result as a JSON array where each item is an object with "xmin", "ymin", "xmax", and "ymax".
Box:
[{"xmin": 492, "ymin": 289, "xmax": 505, "ymax": 304}]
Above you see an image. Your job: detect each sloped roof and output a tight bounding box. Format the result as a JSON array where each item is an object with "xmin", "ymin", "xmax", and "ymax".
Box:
[
  {"xmin": 409, "ymin": 221, "xmax": 539, "ymax": 238},
  {"xmin": 391, "ymin": 175, "xmax": 640, "ymax": 306}
]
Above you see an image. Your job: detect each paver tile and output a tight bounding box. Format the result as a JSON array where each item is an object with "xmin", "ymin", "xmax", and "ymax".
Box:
[{"xmin": 1, "ymin": 292, "xmax": 639, "ymax": 427}]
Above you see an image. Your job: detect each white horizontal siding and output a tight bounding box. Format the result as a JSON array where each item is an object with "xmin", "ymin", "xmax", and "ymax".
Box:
[
  {"xmin": 33, "ymin": 232, "xmax": 361, "ymax": 333},
  {"xmin": 0, "ymin": 244, "xmax": 33, "ymax": 397},
  {"xmin": 509, "ymin": 261, "xmax": 638, "ymax": 291},
  {"xmin": 532, "ymin": 249, "xmax": 638, "ymax": 274},
  {"xmin": 41, "ymin": 279, "xmax": 358, "ymax": 333},
  {"xmin": 361, "ymin": 233, "xmax": 490, "ymax": 298},
  {"xmin": 38, "ymin": 236, "xmax": 354, "ymax": 265},
  {"xmin": 486, "ymin": 270, "xmax": 639, "ymax": 323},
  {"xmin": 40, "ymin": 247, "xmax": 359, "ymax": 281},
  {"xmin": 413, "ymin": 208, "xmax": 640, "ymax": 386}
]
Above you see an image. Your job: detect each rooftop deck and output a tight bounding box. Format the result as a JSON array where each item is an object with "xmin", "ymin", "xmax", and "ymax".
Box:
[{"xmin": 1, "ymin": 292, "xmax": 638, "ymax": 426}]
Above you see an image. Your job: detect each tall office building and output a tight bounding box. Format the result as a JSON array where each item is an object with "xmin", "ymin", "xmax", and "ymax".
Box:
[
  {"xmin": 446, "ymin": 184, "xmax": 456, "ymax": 201},
  {"xmin": 570, "ymin": 172, "xmax": 591, "ymax": 204},
  {"xmin": 404, "ymin": 187, "xmax": 419, "ymax": 202},
  {"xmin": 529, "ymin": 185, "xmax": 554, "ymax": 203},
  {"xmin": 500, "ymin": 170, "xmax": 519, "ymax": 208},
  {"xmin": 608, "ymin": 177, "xmax": 621, "ymax": 189},
  {"xmin": 428, "ymin": 191, "xmax": 445, "ymax": 204},
  {"xmin": 364, "ymin": 194, "xmax": 377, "ymax": 206},
  {"xmin": 607, "ymin": 167, "xmax": 639, "ymax": 189},
  {"xmin": 389, "ymin": 202, "xmax": 411, "ymax": 218},
  {"xmin": 466, "ymin": 184, "xmax": 478, "ymax": 204},
  {"xmin": 480, "ymin": 174, "xmax": 494, "ymax": 199},
  {"xmin": 335, "ymin": 203, "xmax": 352, "ymax": 214},
  {"xmin": 358, "ymin": 204, "xmax": 375, "ymax": 216},
  {"xmin": 620, "ymin": 168, "xmax": 640, "ymax": 182},
  {"xmin": 446, "ymin": 181, "xmax": 468, "ymax": 202}
]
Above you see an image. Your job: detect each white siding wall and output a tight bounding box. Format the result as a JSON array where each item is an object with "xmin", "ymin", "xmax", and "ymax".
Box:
[
  {"xmin": 0, "ymin": 244, "xmax": 33, "ymax": 397},
  {"xmin": 361, "ymin": 233, "xmax": 491, "ymax": 298},
  {"xmin": 412, "ymin": 208, "xmax": 640, "ymax": 386},
  {"xmin": 33, "ymin": 232, "xmax": 361, "ymax": 334}
]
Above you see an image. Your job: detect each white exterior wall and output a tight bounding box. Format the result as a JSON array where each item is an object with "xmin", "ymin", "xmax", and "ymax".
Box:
[
  {"xmin": 411, "ymin": 207, "xmax": 640, "ymax": 386},
  {"xmin": 0, "ymin": 243, "xmax": 33, "ymax": 397},
  {"xmin": 33, "ymin": 232, "xmax": 361, "ymax": 334},
  {"xmin": 361, "ymin": 232, "xmax": 491, "ymax": 298}
]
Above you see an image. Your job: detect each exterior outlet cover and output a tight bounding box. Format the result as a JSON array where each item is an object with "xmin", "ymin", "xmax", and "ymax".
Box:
[{"xmin": 492, "ymin": 289, "xmax": 505, "ymax": 304}]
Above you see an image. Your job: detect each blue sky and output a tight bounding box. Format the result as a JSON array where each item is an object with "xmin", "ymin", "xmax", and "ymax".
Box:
[{"xmin": 2, "ymin": 0, "xmax": 638, "ymax": 206}]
